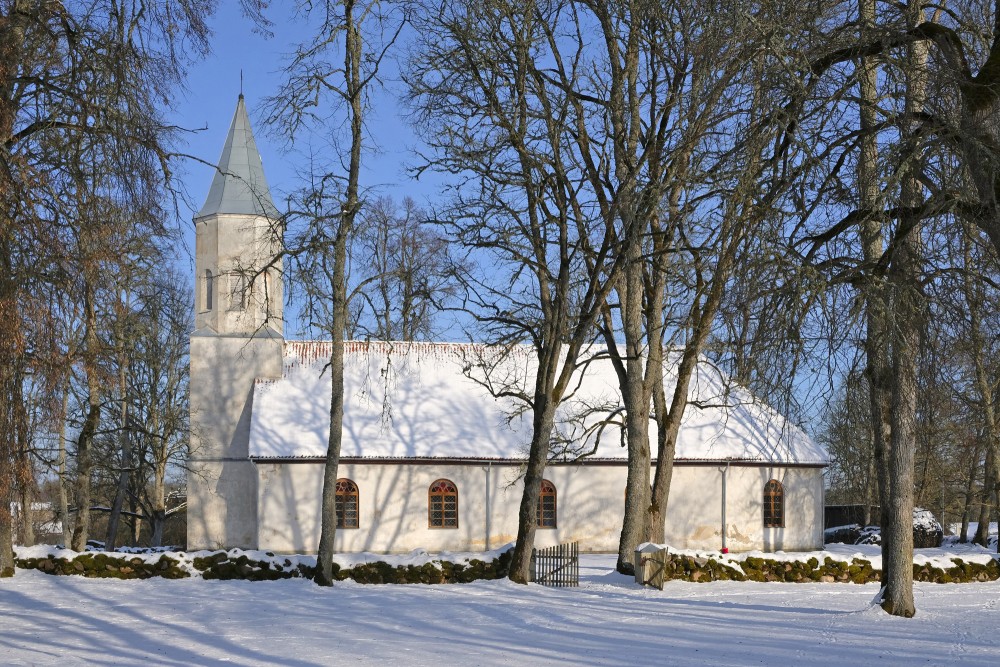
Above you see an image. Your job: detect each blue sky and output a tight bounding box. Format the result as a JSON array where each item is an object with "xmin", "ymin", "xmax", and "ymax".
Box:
[
  {"xmin": 168, "ymin": 4, "xmax": 450, "ymax": 333},
  {"xmin": 170, "ymin": 8, "xmax": 442, "ymax": 237}
]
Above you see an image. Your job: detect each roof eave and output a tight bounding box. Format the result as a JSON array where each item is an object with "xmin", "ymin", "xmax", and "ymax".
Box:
[{"xmin": 249, "ymin": 455, "xmax": 829, "ymax": 467}]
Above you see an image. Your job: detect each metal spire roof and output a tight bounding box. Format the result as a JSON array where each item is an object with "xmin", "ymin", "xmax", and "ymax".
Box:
[{"xmin": 196, "ymin": 94, "xmax": 279, "ymax": 219}]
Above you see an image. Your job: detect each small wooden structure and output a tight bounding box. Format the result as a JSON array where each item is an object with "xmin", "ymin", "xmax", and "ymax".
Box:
[{"xmin": 635, "ymin": 543, "xmax": 668, "ymax": 590}]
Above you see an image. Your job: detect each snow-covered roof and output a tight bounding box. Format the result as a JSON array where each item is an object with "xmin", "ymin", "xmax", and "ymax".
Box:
[{"xmin": 248, "ymin": 341, "xmax": 828, "ymax": 465}]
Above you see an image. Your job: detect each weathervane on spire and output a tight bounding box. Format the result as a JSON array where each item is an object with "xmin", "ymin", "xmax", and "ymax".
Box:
[{"xmin": 240, "ymin": 69, "xmax": 244, "ymax": 99}]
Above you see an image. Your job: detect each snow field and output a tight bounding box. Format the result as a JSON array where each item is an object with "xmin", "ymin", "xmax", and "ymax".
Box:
[{"xmin": 2, "ymin": 553, "xmax": 998, "ymax": 666}]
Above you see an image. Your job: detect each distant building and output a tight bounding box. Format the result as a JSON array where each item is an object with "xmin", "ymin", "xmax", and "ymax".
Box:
[
  {"xmin": 187, "ymin": 97, "xmax": 828, "ymax": 554},
  {"xmin": 10, "ymin": 502, "xmax": 63, "ymax": 543}
]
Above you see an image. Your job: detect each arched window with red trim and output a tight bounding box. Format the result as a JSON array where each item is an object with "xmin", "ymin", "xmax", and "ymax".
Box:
[
  {"xmin": 429, "ymin": 479, "xmax": 458, "ymax": 528},
  {"xmin": 336, "ymin": 478, "xmax": 359, "ymax": 529},
  {"xmin": 763, "ymin": 479, "xmax": 784, "ymax": 528},
  {"xmin": 537, "ymin": 479, "xmax": 557, "ymax": 528}
]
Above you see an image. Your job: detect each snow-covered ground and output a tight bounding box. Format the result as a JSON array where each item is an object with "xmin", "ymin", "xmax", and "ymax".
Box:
[{"xmin": 3, "ymin": 550, "xmax": 999, "ymax": 666}]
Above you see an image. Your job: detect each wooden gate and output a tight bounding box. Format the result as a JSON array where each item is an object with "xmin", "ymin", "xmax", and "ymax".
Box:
[
  {"xmin": 641, "ymin": 548, "xmax": 668, "ymax": 590},
  {"xmin": 530, "ymin": 541, "xmax": 579, "ymax": 587}
]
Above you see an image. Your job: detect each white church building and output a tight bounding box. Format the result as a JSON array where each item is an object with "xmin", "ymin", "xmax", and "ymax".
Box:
[{"xmin": 187, "ymin": 97, "xmax": 829, "ymax": 555}]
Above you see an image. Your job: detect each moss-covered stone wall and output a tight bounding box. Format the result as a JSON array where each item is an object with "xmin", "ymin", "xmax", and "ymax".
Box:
[
  {"xmin": 641, "ymin": 552, "xmax": 1000, "ymax": 585},
  {"xmin": 14, "ymin": 548, "xmax": 999, "ymax": 585},
  {"xmin": 14, "ymin": 548, "xmax": 513, "ymax": 584},
  {"xmin": 15, "ymin": 553, "xmax": 190, "ymax": 579}
]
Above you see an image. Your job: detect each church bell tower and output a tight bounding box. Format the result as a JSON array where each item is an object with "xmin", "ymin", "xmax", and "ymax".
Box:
[{"xmin": 187, "ymin": 95, "xmax": 284, "ymax": 550}]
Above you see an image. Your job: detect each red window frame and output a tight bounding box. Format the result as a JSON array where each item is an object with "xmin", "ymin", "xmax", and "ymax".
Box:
[{"xmin": 429, "ymin": 479, "xmax": 458, "ymax": 528}]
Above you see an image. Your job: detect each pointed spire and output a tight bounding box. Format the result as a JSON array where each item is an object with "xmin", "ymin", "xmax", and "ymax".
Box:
[{"xmin": 196, "ymin": 95, "xmax": 278, "ymax": 219}]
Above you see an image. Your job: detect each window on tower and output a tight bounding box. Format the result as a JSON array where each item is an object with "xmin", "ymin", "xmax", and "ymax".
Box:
[
  {"xmin": 228, "ymin": 271, "xmax": 248, "ymax": 311},
  {"xmin": 204, "ymin": 270, "xmax": 214, "ymax": 311}
]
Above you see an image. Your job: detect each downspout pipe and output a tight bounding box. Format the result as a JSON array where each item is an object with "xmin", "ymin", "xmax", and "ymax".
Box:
[
  {"xmin": 484, "ymin": 462, "xmax": 492, "ymax": 551},
  {"xmin": 720, "ymin": 459, "xmax": 731, "ymax": 553}
]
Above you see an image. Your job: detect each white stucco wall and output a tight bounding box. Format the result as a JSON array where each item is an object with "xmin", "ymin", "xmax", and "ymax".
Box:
[
  {"xmin": 662, "ymin": 464, "xmax": 825, "ymax": 551},
  {"xmin": 256, "ymin": 461, "xmax": 825, "ymax": 553},
  {"xmin": 188, "ymin": 335, "xmax": 283, "ymax": 550}
]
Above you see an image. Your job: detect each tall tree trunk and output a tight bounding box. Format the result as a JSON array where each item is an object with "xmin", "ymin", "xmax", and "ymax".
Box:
[
  {"xmin": 882, "ymin": 255, "xmax": 920, "ymax": 617},
  {"xmin": 647, "ymin": 236, "xmax": 735, "ymax": 544},
  {"xmin": 16, "ymin": 451, "xmax": 34, "ymax": 547},
  {"xmin": 104, "ymin": 413, "xmax": 131, "ymax": 550},
  {"xmin": 0, "ymin": 517, "xmax": 11, "ymax": 577},
  {"xmin": 959, "ymin": 439, "xmax": 980, "ymax": 543},
  {"xmin": 72, "ymin": 283, "xmax": 101, "ymax": 551},
  {"xmin": 315, "ymin": 0, "xmax": 363, "ymax": 587},
  {"xmin": 648, "ymin": 331, "xmax": 719, "ymax": 544},
  {"xmin": 105, "ymin": 349, "xmax": 131, "ymax": 551},
  {"xmin": 0, "ymin": 440, "xmax": 12, "ymax": 573},
  {"xmin": 150, "ymin": 513, "xmax": 165, "ymax": 548},
  {"xmin": 647, "ymin": 355, "xmax": 672, "ymax": 545},
  {"xmin": 973, "ymin": 336, "xmax": 1000, "ymax": 551},
  {"xmin": 646, "ymin": 224, "xmax": 672, "ymax": 545},
  {"xmin": 58, "ymin": 379, "xmax": 72, "ymax": 546},
  {"xmin": 857, "ymin": 0, "xmax": 893, "ymax": 555},
  {"xmin": 617, "ymin": 234, "xmax": 652, "ymax": 574},
  {"xmin": 881, "ymin": 2, "xmax": 928, "ymax": 617},
  {"xmin": 150, "ymin": 457, "xmax": 167, "ymax": 548},
  {"xmin": 974, "ymin": 446, "xmax": 995, "ymax": 546},
  {"xmin": 0, "ymin": 320, "xmax": 18, "ymax": 574},
  {"xmin": 645, "ymin": 105, "xmax": 753, "ymax": 547},
  {"xmin": 0, "ymin": 0, "xmax": 32, "ymax": 580},
  {"xmin": 509, "ymin": 387, "xmax": 560, "ymax": 583},
  {"xmin": 314, "ymin": 281, "xmax": 347, "ymax": 586},
  {"xmin": 962, "ymin": 226, "xmax": 999, "ymax": 549}
]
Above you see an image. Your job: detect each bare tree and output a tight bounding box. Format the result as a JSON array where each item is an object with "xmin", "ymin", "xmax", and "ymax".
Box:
[
  {"xmin": 135, "ymin": 274, "xmax": 191, "ymax": 547},
  {"xmin": 95, "ymin": 265, "xmax": 191, "ymax": 549},
  {"xmin": 955, "ymin": 227, "xmax": 1000, "ymax": 547},
  {"xmin": 0, "ymin": 0, "xmax": 212, "ymax": 572},
  {"xmin": 408, "ymin": 0, "xmax": 634, "ymax": 583},
  {"xmin": 785, "ymin": 0, "xmax": 1000, "ymax": 616},
  {"xmin": 855, "ymin": 0, "xmax": 894, "ymax": 551},
  {"xmin": 265, "ymin": 0, "xmax": 405, "ymax": 586},
  {"xmin": 819, "ymin": 372, "xmax": 878, "ymax": 516},
  {"xmin": 351, "ymin": 196, "xmax": 454, "ymax": 340}
]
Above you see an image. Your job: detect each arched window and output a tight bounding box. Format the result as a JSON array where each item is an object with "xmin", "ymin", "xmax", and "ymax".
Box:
[
  {"xmin": 335, "ymin": 478, "xmax": 359, "ymax": 529},
  {"xmin": 428, "ymin": 479, "xmax": 458, "ymax": 528},
  {"xmin": 204, "ymin": 270, "xmax": 214, "ymax": 311},
  {"xmin": 537, "ymin": 479, "xmax": 557, "ymax": 528},
  {"xmin": 763, "ymin": 479, "xmax": 784, "ymax": 528}
]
